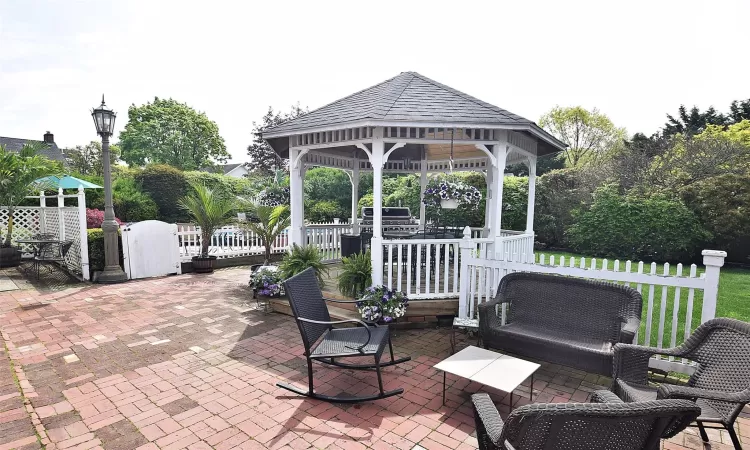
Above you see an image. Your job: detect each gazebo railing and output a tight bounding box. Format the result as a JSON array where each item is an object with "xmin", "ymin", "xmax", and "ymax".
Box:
[{"xmin": 381, "ymin": 237, "xmax": 492, "ymax": 299}]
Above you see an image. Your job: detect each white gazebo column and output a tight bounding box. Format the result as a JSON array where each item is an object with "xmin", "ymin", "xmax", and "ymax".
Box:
[
  {"xmin": 419, "ymin": 155, "xmax": 427, "ymax": 228},
  {"xmin": 289, "ymin": 148, "xmax": 305, "ymax": 247},
  {"xmin": 350, "ymin": 158, "xmax": 360, "ymax": 234},
  {"xmin": 525, "ymin": 156, "xmax": 537, "ymax": 233},
  {"xmin": 483, "ymin": 168, "xmax": 494, "ymax": 238},
  {"xmin": 491, "ymin": 133, "xmax": 509, "ymax": 258},
  {"xmin": 370, "ymin": 129, "xmax": 385, "ymax": 285}
]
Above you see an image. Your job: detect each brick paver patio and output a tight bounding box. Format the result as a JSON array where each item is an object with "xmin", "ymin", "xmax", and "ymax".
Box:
[{"xmin": 0, "ymin": 267, "xmax": 746, "ymax": 449}]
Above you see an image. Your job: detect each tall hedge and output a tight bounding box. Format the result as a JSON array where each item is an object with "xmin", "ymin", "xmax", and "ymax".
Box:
[
  {"xmin": 681, "ymin": 174, "xmax": 750, "ymax": 262},
  {"xmin": 567, "ymin": 185, "xmax": 710, "ymax": 262},
  {"xmin": 135, "ymin": 164, "xmax": 191, "ymax": 223}
]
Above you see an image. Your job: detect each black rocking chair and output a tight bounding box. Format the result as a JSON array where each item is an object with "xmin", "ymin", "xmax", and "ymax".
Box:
[{"xmin": 277, "ymin": 268, "xmax": 411, "ymax": 403}]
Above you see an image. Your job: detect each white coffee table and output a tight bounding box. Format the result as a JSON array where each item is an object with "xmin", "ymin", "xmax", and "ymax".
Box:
[{"xmin": 434, "ymin": 345, "xmax": 540, "ymax": 406}]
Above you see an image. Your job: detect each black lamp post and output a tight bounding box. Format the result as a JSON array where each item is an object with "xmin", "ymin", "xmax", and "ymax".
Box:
[{"xmin": 91, "ymin": 95, "xmax": 127, "ymax": 283}]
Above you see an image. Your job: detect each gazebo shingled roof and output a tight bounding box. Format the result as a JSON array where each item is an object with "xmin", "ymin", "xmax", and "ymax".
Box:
[{"xmin": 263, "ymin": 71, "xmax": 566, "ymax": 158}]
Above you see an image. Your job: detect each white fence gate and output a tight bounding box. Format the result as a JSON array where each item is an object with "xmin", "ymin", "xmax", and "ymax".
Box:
[
  {"xmin": 122, "ymin": 221, "xmax": 181, "ymax": 280},
  {"xmin": 458, "ymin": 237, "xmax": 727, "ymax": 374}
]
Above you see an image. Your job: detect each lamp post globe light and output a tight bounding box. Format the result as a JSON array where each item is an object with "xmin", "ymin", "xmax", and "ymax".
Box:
[{"xmin": 91, "ymin": 95, "xmax": 128, "ymax": 283}]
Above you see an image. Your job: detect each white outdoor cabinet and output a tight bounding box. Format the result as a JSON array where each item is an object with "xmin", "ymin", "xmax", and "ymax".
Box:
[{"xmin": 122, "ymin": 220, "xmax": 182, "ymax": 280}]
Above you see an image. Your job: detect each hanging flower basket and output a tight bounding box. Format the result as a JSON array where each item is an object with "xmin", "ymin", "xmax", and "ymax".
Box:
[
  {"xmin": 423, "ymin": 179, "xmax": 482, "ymax": 209},
  {"xmin": 256, "ymin": 186, "xmax": 290, "ymax": 207}
]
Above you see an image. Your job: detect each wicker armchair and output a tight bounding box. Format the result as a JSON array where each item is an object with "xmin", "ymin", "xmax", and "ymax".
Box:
[
  {"xmin": 276, "ymin": 268, "xmax": 410, "ymax": 403},
  {"xmin": 612, "ymin": 318, "xmax": 750, "ymax": 449},
  {"xmin": 472, "ymin": 391, "xmax": 699, "ymax": 450},
  {"xmin": 478, "ymin": 272, "xmax": 642, "ymax": 375}
]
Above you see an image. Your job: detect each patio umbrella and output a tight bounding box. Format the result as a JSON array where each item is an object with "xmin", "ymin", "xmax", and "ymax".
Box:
[{"xmin": 34, "ymin": 175, "xmax": 103, "ymax": 189}]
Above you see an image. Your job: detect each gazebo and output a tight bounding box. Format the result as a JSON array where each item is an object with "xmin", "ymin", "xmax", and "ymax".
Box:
[{"xmin": 263, "ymin": 72, "xmax": 566, "ymax": 288}]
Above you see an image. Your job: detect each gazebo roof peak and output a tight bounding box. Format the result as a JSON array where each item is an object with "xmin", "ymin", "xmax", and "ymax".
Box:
[{"xmin": 262, "ymin": 71, "xmax": 565, "ymax": 155}]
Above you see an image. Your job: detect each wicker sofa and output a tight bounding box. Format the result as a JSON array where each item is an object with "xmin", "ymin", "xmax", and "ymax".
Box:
[{"xmin": 478, "ymin": 272, "xmax": 642, "ymax": 376}]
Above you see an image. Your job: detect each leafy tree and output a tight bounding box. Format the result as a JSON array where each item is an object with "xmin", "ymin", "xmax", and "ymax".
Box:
[
  {"xmin": 646, "ymin": 120, "xmax": 750, "ymax": 192},
  {"xmin": 729, "ymin": 99, "xmax": 750, "ymax": 124},
  {"xmin": 119, "ymin": 97, "xmax": 228, "ymax": 170},
  {"xmin": 539, "ymin": 106, "xmax": 626, "ymax": 166},
  {"xmin": 64, "ymin": 141, "xmax": 120, "ymax": 176},
  {"xmin": 0, "ymin": 143, "xmax": 60, "ymax": 247},
  {"xmin": 247, "ymin": 104, "xmax": 307, "ymax": 175},
  {"xmin": 506, "ymin": 153, "xmax": 565, "ymax": 176},
  {"xmin": 303, "ymin": 167, "xmax": 352, "ymax": 217},
  {"xmin": 663, "ymin": 104, "xmax": 727, "ymax": 137}
]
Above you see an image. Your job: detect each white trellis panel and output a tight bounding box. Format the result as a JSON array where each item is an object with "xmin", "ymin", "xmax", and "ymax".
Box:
[{"xmin": 122, "ymin": 221, "xmax": 181, "ymax": 280}]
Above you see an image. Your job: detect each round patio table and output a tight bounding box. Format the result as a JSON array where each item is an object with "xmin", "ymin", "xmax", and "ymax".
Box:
[{"xmin": 382, "ymin": 231, "xmax": 414, "ymax": 239}]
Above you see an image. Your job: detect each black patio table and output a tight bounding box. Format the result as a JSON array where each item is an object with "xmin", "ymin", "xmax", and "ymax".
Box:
[{"xmin": 15, "ymin": 238, "xmax": 72, "ymax": 280}]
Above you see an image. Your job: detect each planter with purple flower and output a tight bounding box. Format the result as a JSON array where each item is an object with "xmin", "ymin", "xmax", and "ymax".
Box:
[
  {"xmin": 356, "ymin": 285, "xmax": 409, "ymax": 325},
  {"xmin": 423, "ymin": 179, "xmax": 482, "ymax": 210},
  {"xmin": 249, "ymin": 267, "xmax": 285, "ymax": 299}
]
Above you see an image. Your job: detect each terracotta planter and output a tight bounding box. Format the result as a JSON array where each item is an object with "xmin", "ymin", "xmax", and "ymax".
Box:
[
  {"xmin": 0, "ymin": 246, "xmax": 22, "ymax": 268},
  {"xmin": 191, "ymin": 255, "xmax": 217, "ymax": 274},
  {"xmin": 440, "ymin": 198, "xmax": 459, "ymax": 209}
]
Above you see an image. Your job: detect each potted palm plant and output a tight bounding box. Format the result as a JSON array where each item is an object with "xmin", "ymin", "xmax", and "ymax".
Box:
[
  {"xmin": 179, "ymin": 182, "xmax": 236, "ymax": 274},
  {"xmin": 240, "ymin": 204, "xmax": 290, "ymax": 265},
  {"xmin": 0, "ymin": 143, "xmax": 59, "ymax": 267}
]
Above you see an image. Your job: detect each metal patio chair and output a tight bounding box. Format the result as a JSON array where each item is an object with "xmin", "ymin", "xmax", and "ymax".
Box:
[
  {"xmin": 611, "ymin": 318, "xmax": 750, "ymax": 449},
  {"xmin": 276, "ymin": 268, "xmax": 411, "ymax": 403},
  {"xmin": 472, "ymin": 391, "xmax": 700, "ymax": 450}
]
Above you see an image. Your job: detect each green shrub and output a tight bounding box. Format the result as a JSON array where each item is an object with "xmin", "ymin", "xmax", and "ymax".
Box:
[
  {"xmin": 535, "ymin": 168, "xmax": 593, "ymax": 248},
  {"xmin": 87, "ymin": 228, "xmax": 124, "ymax": 279},
  {"xmin": 681, "ymin": 174, "xmax": 750, "ymax": 262},
  {"xmin": 135, "ymin": 164, "xmax": 191, "ymax": 222},
  {"xmin": 338, "ymin": 250, "xmax": 372, "ymax": 298},
  {"xmin": 278, "ymin": 244, "xmax": 328, "ymax": 286},
  {"xmin": 357, "ymin": 193, "xmax": 373, "ymax": 211},
  {"xmin": 185, "ymin": 171, "xmax": 257, "ymax": 197},
  {"xmin": 112, "ymin": 178, "xmax": 158, "ymax": 222},
  {"xmin": 304, "ymin": 167, "xmax": 352, "ymax": 217},
  {"xmin": 567, "ymin": 185, "xmax": 710, "ymax": 262},
  {"xmin": 500, "ymin": 176, "xmax": 528, "ymax": 231},
  {"xmin": 306, "ymin": 200, "xmax": 342, "ymax": 223}
]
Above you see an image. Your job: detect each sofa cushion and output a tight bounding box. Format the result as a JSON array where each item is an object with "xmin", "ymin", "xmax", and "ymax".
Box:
[{"xmin": 494, "ymin": 322, "xmax": 614, "ymax": 355}]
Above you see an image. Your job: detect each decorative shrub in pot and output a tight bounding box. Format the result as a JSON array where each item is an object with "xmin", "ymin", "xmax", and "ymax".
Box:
[
  {"xmin": 178, "ymin": 182, "xmax": 236, "ymax": 274},
  {"xmin": 356, "ymin": 285, "xmax": 408, "ymax": 324}
]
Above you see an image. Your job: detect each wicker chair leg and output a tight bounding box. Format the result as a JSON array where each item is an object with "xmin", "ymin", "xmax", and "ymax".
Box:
[
  {"xmin": 697, "ymin": 422, "xmax": 709, "ymax": 442},
  {"xmin": 726, "ymin": 425, "xmax": 743, "ymax": 450},
  {"xmin": 306, "ymin": 357, "xmax": 314, "ymax": 395}
]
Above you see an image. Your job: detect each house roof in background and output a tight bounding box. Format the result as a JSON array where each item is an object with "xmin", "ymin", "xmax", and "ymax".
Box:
[
  {"xmin": 0, "ymin": 136, "xmax": 66, "ymax": 162},
  {"xmin": 222, "ymin": 163, "xmax": 242, "ymax": 174}
]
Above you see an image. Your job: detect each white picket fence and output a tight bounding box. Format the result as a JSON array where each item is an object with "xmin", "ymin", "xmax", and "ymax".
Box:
[
  {"xmin": 458, "ymin": 237, "xmax": 727, "ymax": 374},
  {"xmin": 176, "ymin": 222, "xmax": 352, "ymax": 262},
  {"xmin": 1, "ymin": 188, "xmax": 90, "ymax": 280}
]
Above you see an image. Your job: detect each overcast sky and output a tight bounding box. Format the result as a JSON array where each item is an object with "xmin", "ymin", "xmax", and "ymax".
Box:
[{"xmin": 1, "ymin": 0, "xmax": 748, "ymax": 162}]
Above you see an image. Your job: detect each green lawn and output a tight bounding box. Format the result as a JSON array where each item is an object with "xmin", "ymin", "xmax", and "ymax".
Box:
[{"xmin": 535, "ymin": 250, "xmax": 750, "ymax": 347}]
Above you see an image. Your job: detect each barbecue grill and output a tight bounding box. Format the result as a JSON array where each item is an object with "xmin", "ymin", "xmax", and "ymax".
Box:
[{"xmin": 360, "ymin": 207, "xmax": 418, "ymax": 233}]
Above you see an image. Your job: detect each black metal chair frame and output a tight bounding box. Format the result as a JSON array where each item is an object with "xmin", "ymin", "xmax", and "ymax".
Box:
[
  {"xmin": 611, "ymin": 318, "xmax": 750, "ymax": 450},
  {"xmin": 277, "ymin": 268, "xmax": 411, "ymax": 403}
]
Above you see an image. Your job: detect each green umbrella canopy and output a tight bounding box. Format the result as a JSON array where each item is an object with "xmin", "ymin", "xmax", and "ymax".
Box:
[{"xmin": 34, "ymin": 175, "xmax": 103, "ymax": 189}]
